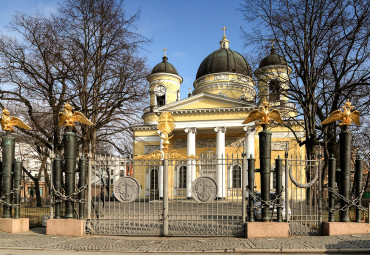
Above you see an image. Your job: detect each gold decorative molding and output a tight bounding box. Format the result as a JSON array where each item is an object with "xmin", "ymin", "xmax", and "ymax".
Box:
[
  {"xmin": 135, "ymin": 150, "xmax": 164, "ymax": 160},
  {"xmin": 135, "ymin": 112, "xmax": 198, "ymax": 160},
  {"xmin": 321, "ymin": 100, "xmax": 360, "ymax": 126}
]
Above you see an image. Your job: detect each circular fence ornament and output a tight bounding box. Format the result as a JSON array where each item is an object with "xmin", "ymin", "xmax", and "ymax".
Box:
[
  {"xmin": 113, "ymin": 177, "xmax": 140, "ymax": 203},
  {"xmin": 191, "ymin": 177, "xmax": 217, "ymax": 203}
]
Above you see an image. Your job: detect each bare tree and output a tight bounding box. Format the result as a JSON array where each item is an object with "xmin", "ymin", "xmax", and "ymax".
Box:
[
  {"xmin": 0, "ymin": 0, "xmax": 149, "ymax": 158},
  {"xmin": 0, "ymin": 0, "xmax": 149, "ymax": 206},
  {"xmin": 55, "ymin": 0, "xmax": 149, "ymax": 156},
  {"xmin": 241, "ymin": 0, "xmax": 370, "ymax": 161}
]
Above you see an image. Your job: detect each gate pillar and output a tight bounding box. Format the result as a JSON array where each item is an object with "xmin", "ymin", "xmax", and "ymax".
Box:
[
  {"xmin": 275, "ymin": 156, "xmax": 283, "ymax": 222},
  {"xmin": 355, "ymin": 154, "xmax": 363, "ymax": 223},
  {"xmin": 1, "ymin": 131, "xmax": 15, "ymax": 218},
  {"xmin": 78, "ymin": 156, "xmax": 87, "ymax": 219},
  {"xmin": 247, "ymin": 155, "xmax": 256, "ymax": 222},
  {"xmin": 339, "ymin": 125, "xmax": 351, "ymax": 222},
  {"xmin": 64, "ymin": 127, "xmax": 77, "ymax": 219},
  {"xmin": 259, "ymin": 124, "xmax": 271, "ymax": 222},
  {"xmin": 321, "ymin": 100, "xmax": 360, "ymax": 223},
  {"xmin": 53, "ymin": 155, "xmax": 62, "ymax": 219},
  {"xmin": 13, "ymin": 159, "xmax": 22, "ymax": 219},
  {"xmin": 328, "ymin": 154, "xmax": 336, "ymax": 222}
]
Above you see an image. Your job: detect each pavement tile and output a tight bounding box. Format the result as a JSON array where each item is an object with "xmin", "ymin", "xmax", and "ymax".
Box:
[{"xmin": 0, "ymin": 230, "xmax": 370, "ymax": 253}]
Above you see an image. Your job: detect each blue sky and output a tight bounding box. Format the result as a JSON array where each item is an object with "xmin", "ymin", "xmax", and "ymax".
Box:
[{"xmin": 0, "ymin": 0, "xmax": 256, "ymax": 99}]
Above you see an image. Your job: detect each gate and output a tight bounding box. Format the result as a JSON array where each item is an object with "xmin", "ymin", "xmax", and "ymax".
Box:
[
  {"xmin": 86, "ymin": 155, "xmax": 245, "ymax": 236},
  {"xmin": 285, "ymin": 155, "xmax": 322, "ymax": 236}
]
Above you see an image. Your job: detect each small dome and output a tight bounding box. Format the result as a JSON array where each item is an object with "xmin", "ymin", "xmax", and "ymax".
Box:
[
  {"xmin": 151, "ymin": 56, "xmax": 178, "ymax": 75},
  {"xmin": 259, "ymin": 47, "xmax": 287, "ymax": 68},
  {"xmin": 196, "ymin": 48, "xmax": 252, "ymax": 79}
]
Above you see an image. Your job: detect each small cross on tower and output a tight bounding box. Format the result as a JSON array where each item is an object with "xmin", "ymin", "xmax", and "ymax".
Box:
[
  {"xmin": 163, "ymin": 48, "xmax": 167, "ymax": 57},
  {"xmin": 222, "ymin": 26, "xmax": 227, "ymax": 36}
]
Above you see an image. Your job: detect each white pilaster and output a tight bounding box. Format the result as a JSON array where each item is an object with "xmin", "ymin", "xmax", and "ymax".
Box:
[
  {"xmin": 214, "ymin": 127, "xmax": 226, "ymax": 198},
  {"xmin": 185, "ymin": 127, "xmax": 196, "ymax": 198},
  {"xmin": 159, "ymin": 139, "xmax": 164, "ymax": 199}
]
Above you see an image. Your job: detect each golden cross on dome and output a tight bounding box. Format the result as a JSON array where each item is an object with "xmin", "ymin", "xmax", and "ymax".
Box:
[
  {"xmin": 222, "ymin": 26, "xmax": 227, "ymax": 36},
  {"xmin": 270, "ymin": 39, "xmax": 275, "ymax": 47},
  {"xmin": 163, "ymin": 48, "xmax": 167, "ymax": 57}
]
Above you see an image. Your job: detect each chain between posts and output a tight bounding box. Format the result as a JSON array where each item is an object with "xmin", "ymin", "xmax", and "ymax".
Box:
[
  {"xmin": 51, "ymin": 184, "xmax": 87, "ymax": 205},
  {"xmin": 326, "ymin": 186, "xmax": 368, "ymax": 214},
  {"xmin": 0, "ymin": 185, "xmax": 23, "ymax": 208},
  {"xmin": 246, "ymin": 187, "xmax": 284, "ymax": 209},
  {"xmin": 288, "ymin": 165, "xmax": 318, "ymax": 188}
]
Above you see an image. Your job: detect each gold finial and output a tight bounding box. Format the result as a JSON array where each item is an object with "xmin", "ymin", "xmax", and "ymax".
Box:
[
  {"xmin": 242, "ymin": 99, "xmax": 283, "ymax": 125},
  {"xmin": 157, "ymin": 112, "xmax": 175, "ymax": 153},
  {"xmin": 222, "ymin": 26, "xmax": 227, "ymax": 37},
  {"xmin": 321, "ymin": 99, "xmax": 360, "ymax": 126},
  {"xmin": 270, "ymin": 39, "xmax": 276, "ymax": 54},
  {"xmin": 58, "ymin": 102, "xmax": 94, "ymax": 127},
  {"xmin": 163, "ymin": 48, "xmax": 167, "ymax": 57},
  {"xmin": 0, "ymin": 107, "xmax": 32, "ymax": 132}
]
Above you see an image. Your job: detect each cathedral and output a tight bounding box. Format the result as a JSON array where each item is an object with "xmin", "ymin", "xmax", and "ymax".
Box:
[{"xmin": 131, "ymin": 30, "xmax": 305, "ymax": 199}]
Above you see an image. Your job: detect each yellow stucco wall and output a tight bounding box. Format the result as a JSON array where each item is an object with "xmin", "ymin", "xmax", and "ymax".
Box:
[{"xmin": 177, "ymin": 98, "xmax": 237, "ymax": 109}]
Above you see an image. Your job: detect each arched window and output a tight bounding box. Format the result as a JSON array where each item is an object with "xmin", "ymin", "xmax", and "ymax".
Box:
[
  {"xmin": 269, "ymin": 80, "xmax": 281, "ymax": 102},
  {"xmin": 177, "ymin": 90, "xmax": 180, "ymax": 101},
  {"xmin": 232, "ymin": 165, "xmax": 241, "ymax": 188},
  {"xmin": 150, "ymin": 168, "xmax": 158, "ymax": 190},
  {"xmin": 179, "ymin": 166, "xmax": 187, "ymax": 188},
  {"xmin": 157, "ymin": 95, "xmax": 165, "ymax": 106}
]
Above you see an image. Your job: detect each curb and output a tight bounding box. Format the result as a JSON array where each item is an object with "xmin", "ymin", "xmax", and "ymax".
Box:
[{"xmin": 2, "ymin": 247, "xmax": 370, "ymax": 253}]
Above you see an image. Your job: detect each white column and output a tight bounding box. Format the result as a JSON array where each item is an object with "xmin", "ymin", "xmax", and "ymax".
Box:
[
  {"xmin": 244, "ymin": 126, "xmax": 255, "ymax": 159},
  {"xmin": 159, "ymin": 139, "xmax": 164, "ymax": 199},
  {"xmin": 185, "ymin": 127, "xmax": 196, "ymax": 198},
  {"xmin": 214, "ymin": 127, "xmax": 226, "ymax": 198}
]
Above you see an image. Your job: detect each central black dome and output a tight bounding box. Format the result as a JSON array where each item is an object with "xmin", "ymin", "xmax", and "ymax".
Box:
[{"xmin": 196, "ymin": 48, "xmax": 252, "ymax": 79}]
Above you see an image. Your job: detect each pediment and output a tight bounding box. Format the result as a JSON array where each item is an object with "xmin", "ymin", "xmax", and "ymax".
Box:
[{"xmin": 158, "ymin": 93, "xmax": 252, "ymax": 111}]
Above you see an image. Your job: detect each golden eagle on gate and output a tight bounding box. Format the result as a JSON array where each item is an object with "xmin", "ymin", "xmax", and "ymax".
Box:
[
  {"xmin": 321, "ymin": 100, "xmax": 360, "ymax": 126},
  {"xmin": 242, "ymin": 100, "xmax": 283, "ymax": 125},
  {"xmin": 0, "ymin": 108, "xmax": 31, "ymax": 132},
  {"xmin": 58, "ymin": 102, "xmax": 94, "ymax": 127}
]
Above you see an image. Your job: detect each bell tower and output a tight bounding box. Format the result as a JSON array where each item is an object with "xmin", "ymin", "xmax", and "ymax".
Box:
[
  {"xmin": 147, "ymin": 49, "xmax": 182, "ymax": 110},
  {"xmin": 143, "ymin": 50, "xmax": 183, "ymax": 124},
  {"xmin": 255, "ymin": 44, "xmax": 292, "ymax": 104}
]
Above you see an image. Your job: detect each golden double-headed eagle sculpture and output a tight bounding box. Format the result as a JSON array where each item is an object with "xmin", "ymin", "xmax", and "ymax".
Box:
[
  {"xmin": 242, "ymin": 99, "xmax": 283, "ymax": 125},
  {"xmin": 59, "ymin": 102, "xmax": 93, "ymax": 127},
  {"xmin": 0, "ymin": 108, "xmax": 31, "ymax": 132},
  {"xmin": 321, "ymin": 100, "xmax": 360, "ymax": 126}
]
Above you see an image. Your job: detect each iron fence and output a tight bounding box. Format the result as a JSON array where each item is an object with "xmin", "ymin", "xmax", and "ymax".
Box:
[
  {"xmin": 86, "ymin": 154, "xmax": 246, "ymax": 236},
  {"xmin": 285, "ymin": 155, "xmax": 322, "ymax": 236}
]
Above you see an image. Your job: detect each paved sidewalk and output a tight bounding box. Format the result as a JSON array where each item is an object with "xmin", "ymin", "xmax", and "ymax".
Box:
[{"xmin": 0, "ymin": 228, "xmax": 370, "ymax": 254}]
